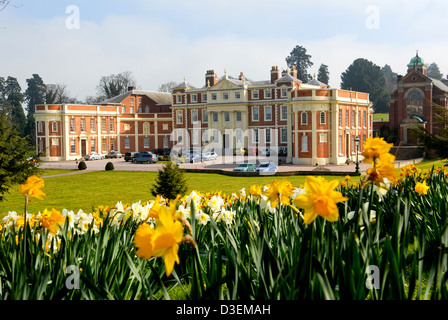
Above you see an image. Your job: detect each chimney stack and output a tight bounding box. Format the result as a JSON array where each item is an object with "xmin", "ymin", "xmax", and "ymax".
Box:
[
  {"xmin": 290, "ymin": 65, "xmax": 298, "ymax": 79},
  {"xmin": 128, "ymin": 86, "xmax": 136, "ymax": 91},
  {"xmin": 205, "ymin": 70, "xmax": 218, "ymax": 87},
  {"xmin": 270, "ymin": 66, "xmax": 280, "ymax": 83}
]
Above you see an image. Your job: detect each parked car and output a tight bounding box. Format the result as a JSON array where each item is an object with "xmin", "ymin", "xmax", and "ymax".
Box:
[
  {"xmin": 186, "ymin": 154, "xmax": 202, "ymax": 163},
  {"xmin": 133, "ymin": 153, "xmax": 158, "ymax": 164},
  {"xmin": 124, "ymin": 152, "xmax": 139, "ymax": 162},
  {"xmin": 105, "ymin": 151, "xmax": 122, "ymax": 159},
  {"xmin": 233, "ymin": 163, "xmax": 256, "ymax": 172},
  {"xmin": 202, "ymin": 152, "xmax": 218, "ymax": 161},
  {"xmin": 85, "ymin": 152, "xmax": 104, "ymax": 160},
  {"xmin": 255, "ymin": 161, "xmax": 277, "ymax": 173}
]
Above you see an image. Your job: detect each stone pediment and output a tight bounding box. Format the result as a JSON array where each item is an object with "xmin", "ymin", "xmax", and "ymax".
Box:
[{"xmin": 208, "ymin": 78, "xmax": 243, "ymax": 91}]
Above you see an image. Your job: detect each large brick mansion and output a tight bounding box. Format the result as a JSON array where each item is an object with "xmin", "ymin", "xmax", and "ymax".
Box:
[{"xmin": 35, "ymin": 65, "xmax": 373, "ymax": 165}]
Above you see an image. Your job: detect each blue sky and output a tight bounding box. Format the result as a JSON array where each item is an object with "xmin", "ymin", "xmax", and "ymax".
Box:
[{"xmin": 1, "ymin": 0, "xmax": 447, "ymax": 100}]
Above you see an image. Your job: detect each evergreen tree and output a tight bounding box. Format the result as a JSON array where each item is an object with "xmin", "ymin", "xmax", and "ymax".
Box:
[
  {"xmin": 0, "ymin": 105, "xmax": 41, "ymax": 201},
  {"xmin": 285, "ymin": 45, "xmax": 313, "ymax": 82},
  {"xmin": 0, "ymin": 76, "xmax": 5, "ymax": 101},
  {"xmin": 150, "ymin": 161, "xmax": 188, "ymax": 200},
  {"xmin": 341, "ymin": 58, "xmax": 390, "ymax": 113},
  {"xmin": 317, "ymin": 64, "xmax": 329, "ymax": 85},
  {"xmin": 3, "ymin": 76, "xmax": 26, "ymax": 136},
  {"xmin": 427, "ymin": 62, "xmax": 443, "ymax": 80},
  {"xmin": 381, "ymin": 64, "xmax": 398, "ymax": 94},
  {"xmin": 24, "ymin": 74, "xmax": 46, "ymax": 145}
]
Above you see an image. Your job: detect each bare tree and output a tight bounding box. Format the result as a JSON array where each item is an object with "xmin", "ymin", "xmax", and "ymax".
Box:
[
  {"xmin": 158, "ymin": 81, "xmax": 179, "ymax": 93},
  {"xmin": 45, "ymin": 83, "xmax": 72, "ymax": 104},
  {"xmin": 96, "ymin": 71, "xmax": 137, "ymax": 99},
  {"xmin": 0, "ymin": 1, "xmax": 22, "ymax": 12}
]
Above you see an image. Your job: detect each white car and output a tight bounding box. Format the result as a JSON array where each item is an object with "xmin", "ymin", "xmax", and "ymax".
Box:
[
  {"xmin": 202, "ymin": 152, "xmax": 218, "ymax": 161},
  {"xmin": 255, "ymin": 161, "xmax": 277, "ymax": 173},
  {"xmin": 85, "ymin": 152, "xmax": 104, "ymax": 160}
]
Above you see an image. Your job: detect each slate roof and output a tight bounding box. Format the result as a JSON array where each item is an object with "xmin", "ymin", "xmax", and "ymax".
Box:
[{"xmin": 101, "ymin": 90, "xmax": 172, "ymax": 105}]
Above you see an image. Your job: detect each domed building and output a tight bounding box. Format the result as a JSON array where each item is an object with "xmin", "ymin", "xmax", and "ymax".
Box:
[{"xmin": 389, "ymin": 53, "xmax": 448, "ymax": 145}]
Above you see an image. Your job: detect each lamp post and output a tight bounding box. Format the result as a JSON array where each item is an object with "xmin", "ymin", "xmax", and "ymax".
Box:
[{"xmin": 354, "ymin": 136, "xmax": 360, "ymax": 175}]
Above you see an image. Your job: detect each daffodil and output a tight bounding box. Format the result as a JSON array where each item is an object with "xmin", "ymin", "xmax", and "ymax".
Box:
[
  {"xmin": 362, "ymin": 137, "xmax": 394, "ymax": 166},
  {"xmin": 39, "ymin": 208, "xmax": 65, "ymax": 234},
  {"xmin": 134, "ymin": 223, "xmax": 156, "ymax": 259},
  {"xmin": 293, "ymin": 176, "xmax": 348, "ymax": 224},
  {"xmin": 152, "ymin": 205, "xmax": 184, "ymax": 276},
  {"xmin": 207, "ymin": 195, "xmax": 224, "ymax": 212},
  {"xmin": 18, "ymin": 175, "xmax": 46, "ymax": 201},
  {"xmin": 364, "ymin": 161, "xmax": 398, "ymax": 186},
  {"xmin": 196, "ymin": 211, "xmax": 211, "ymax": 225},
  {"xmin": 415, "ymin": 180, "xmax": 430, "ymax": 195},
  {"xmin": 263, "ymin": 178, "xmax": 295, "ymax": 208},
  {"xmin": 134, "ymin": 200, "xmax": 187, "ymax": 276},
  {"xmin": 248, "ymin": 185, "xmax": 262, "ymax": 197}
]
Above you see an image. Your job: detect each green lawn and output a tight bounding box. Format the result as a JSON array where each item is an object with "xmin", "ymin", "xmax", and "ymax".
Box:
[
  {"xmin": 0, "ymin": 170, "xmax": 341, "ymax": 216},
  {"xmin": 373, "ymin": 113, "xmax": 389, "ymax": 122},
  {"xmin": 1, "ymin": 159, "xmax": 445, "ymax": 217}
]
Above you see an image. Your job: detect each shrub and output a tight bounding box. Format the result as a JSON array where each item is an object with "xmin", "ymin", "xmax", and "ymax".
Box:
[
  {"xmin": 78, "ymin": 161, "xmax": 87, "ymax": 170},
  {"xmin": 150, "ymin": 161, "xmax": 188, "ymax": 200},
  {"xmin": 105, "ymin": 162, "xmax": 114, "ymax": 171}
]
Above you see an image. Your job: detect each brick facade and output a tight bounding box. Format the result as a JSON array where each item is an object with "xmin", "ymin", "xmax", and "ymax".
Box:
[
  {"xmin": 171, "ymin": 66, "xmax": 373, "ymax": 165},
  {"xmin": 389, "ymin": 54, "xmax": 448, "ymax": 145},
  {"xmin": 35, "ymin": 90, "xmax": 173, "ymax": 161}
]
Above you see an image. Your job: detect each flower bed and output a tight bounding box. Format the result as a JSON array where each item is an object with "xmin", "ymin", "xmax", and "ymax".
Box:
[{"xmin": 1, "ymin": 138, "xmax": 448, "ymax": 300}]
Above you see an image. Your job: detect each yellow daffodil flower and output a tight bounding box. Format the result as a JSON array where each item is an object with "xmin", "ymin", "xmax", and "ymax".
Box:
[
  {"xmin": 263, "ymin": 178, "xmax": 295, "ymax": 208},
  {"xmin": 134, "ymin": 224, "xmax": 156, "ymax": 259},
  {"xmin": 40, "ymin": 208, "xmax": 65, "ymax": 234},
  {"xmin": 415, "ymin": 180, "xmax": 430, "ymax": 196},
  {"xmin": 152, "ymin": 205, "xmax": 184, "ymax": 276},
  {"xmin": 362, "ymin": 137, "xmax": 394, "ymax": 166},
  {"xmin": 365, "ymin": 161, "xmax": 398, "ymax": 186},
  {"xmin": 248, "ymin": 185, "xmax": 262, "ymax": 197},
  {"xmin": 18, "ymin": 175, "xmax": 46, "ymax": 201},
  {"xmin": 134, "ymin": 202, "xmax": 184, "ymax": 276},
  {"xmin": 293, "ymin": 176, "xmax": 348, "ymax": 224}
]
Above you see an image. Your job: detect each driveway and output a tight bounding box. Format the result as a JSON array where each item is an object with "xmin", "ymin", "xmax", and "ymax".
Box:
[{"xmin": 39, "ymin": 157, "xmax": 373, "ymax": 175}]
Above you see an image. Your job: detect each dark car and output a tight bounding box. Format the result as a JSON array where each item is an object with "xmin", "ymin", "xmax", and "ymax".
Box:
[
  {"xmin": 105, "ymin": 151, "xmax": 122, "ymax": 159},
  {"xmin": 124, "ymin": 152, "xmax": 139, "ymax": 162},
  {"xmin": 133, "ymin": 153, "xmax": 158, "ymax": 164}
]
